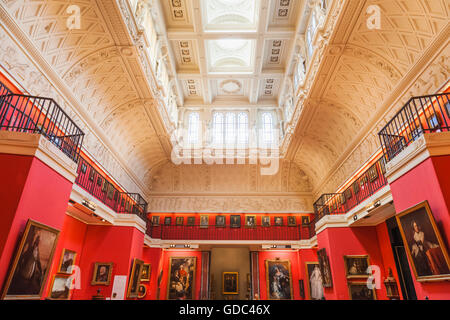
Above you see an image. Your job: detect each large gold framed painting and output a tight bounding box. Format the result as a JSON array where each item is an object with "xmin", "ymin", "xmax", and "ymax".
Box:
[
  {"xmin": 265, "ymin": 259, "xmax": 293, "ymax": 300},
  {"xmin": 1, "ymin": 219, "xmax": 60, "ymax": 300},
  {"xmin": 167, "ymin": 257, "xmax": 196, "ymax": 300},
  {"xmin": 396, "ymin": 201, "xmax": 450, "ymax": 281}
]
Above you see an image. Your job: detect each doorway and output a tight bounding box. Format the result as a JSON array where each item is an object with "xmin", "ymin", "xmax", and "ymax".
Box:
[
  {"xmin": 209, "ymin": 247, "xmax": 251, "ymax": 300},
  {"xmin": 386, "ymin": 217, "xmax": 417, "ymax": 300}
]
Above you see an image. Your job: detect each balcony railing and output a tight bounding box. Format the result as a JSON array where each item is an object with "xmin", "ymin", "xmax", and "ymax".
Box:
[
  {"xmin": 379, "ymin": 93, "xmax": 450, "ymax": 162},
  {"xmin": 0, "ymin": 92, "xmax": 84, "ymax": 163},
  {"xmin": 314, "ymin": 157, "xmax": 388, "ymax": 219},
  {"xmin": 0, "ymin": 81, "xmax": 11, "ymax": 97},
  {"xmin": 146, "ymin": 222, "xmax": 317, "ymax": 241},
  {"xmin": 75, "ymin": 157, "xmax": 148, "ymax": 222}
]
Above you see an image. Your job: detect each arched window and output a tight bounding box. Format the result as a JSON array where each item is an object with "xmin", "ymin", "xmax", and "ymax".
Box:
[
  {"xmin": 213, "ymin": 112, "xmax": 224, "ymax": 145},
  {"xmin": 225, "ymin": 112, "xmax": 236, "ymax": 144},
  {"xmin": 237, "ymin": 112, "xmax": 248, "ymax": 144},
  {"xmin": 262, "ymin": 112, "xmax": 274, "ymax": 144},
  {"xmin": 188, "ymin": 112, "xmax": 200, "ymax": 144}
]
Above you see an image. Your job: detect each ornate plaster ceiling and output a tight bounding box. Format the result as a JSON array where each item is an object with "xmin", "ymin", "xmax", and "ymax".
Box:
[{"xmin": 289, "ymin": 0, "xmax": 450, "ymax": 193}]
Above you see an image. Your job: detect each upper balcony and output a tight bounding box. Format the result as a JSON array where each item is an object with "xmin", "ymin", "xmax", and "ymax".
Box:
[
  {"xmin": 75, "ymin": 156, "xmax": 148, "ymax": 223},
  {"xmin": 0, "ymin": 88, "xmax": 84, "ymax": 163},
  {"xmin": 146, "ymin": 216, "xmax": 317, "ymax": 242},
  {"xmin": 378, "ymin": 92, "xmax": 450, "ymax": 162},
  {"xmin": 314, "ymin": 156, "xmax": 389, "ymax": 220}
]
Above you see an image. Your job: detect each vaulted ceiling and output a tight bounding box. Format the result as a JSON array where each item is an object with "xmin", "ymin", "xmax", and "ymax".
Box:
[{"xmin": 1, "ymin": 0, "xmax": 448, "ymax": 202}]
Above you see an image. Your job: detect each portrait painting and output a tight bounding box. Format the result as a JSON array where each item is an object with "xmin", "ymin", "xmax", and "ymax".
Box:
[
  {"xmin": 48, "ymin": 275, "xmax": 73, "ymax": 300},
  {"xmin": 274, "ymin": 217, "xmax": 283, "ymax": 226},
  {"xmin": 1, "ymin": 219, "xmax": 60, "ymax": 300},
  {"xmin": 396, "ymin": 201, "xmax": 450, "ymax": 281},
  {"xmin": 317, "ymin": 248, "xmax": 333, "ymax": 288},
  {"xmin": 230, "ymin": 215, "xmax": 241, "ymax": 228},
  {"xmin": 200, "ymin": 215, "xmax": 209, "ymax": 228},
  {"xmin": 138, "ymin": 284, "xmax": 147, "ymax": 299},
  {"xmin": 344, "ymin": 255, "xmax": 370, "ymax": 278},
  {"xmin": 216, "ymin": 215, "xmax": 225, "ymax": 227},
  {"xmin": 152, "ymin": 216, "xmax": 160, "ymax": 226},
  {"xmin": 305, "ymin": 262, "xmax": 324, "ymax": 300},
  {"xmin": 91, "ymin": 262, "xmax": 113, "ymax": 285},
  {"xmin": 176, "ymin": 216, "xmax": 184, "ymax": 226},
  {"xmin": 288, "ymin": 216, "xmax": 297, "ymax": 227},
  {"xmin": 301, "ymin": 216, "xmax": 310, "ymax": 226},
  {"xmin": 167, "ymin": 257, "xmax": 197, "ymax": 300},
  {"xmin": 187, "ymin": 217, "xmax": 195, "ymax": 226},
  {"xmin": 58, "ymin": 249, "xmax": 77, "ymax": 274},
  {"xmin": 348, "ymin": 282, "xmax": 376, "ymax": 300},
  {"xmin": 265, "ymin": 259, "xmax": 293, "ymax": 300},
  {"xmin": 127, "ymin": 258, "xmax": 144, "ymax": 298},
  {"xmin": 262, "ymin": 216, "xmax": 271, "ymax": 227},
  {"xmin": 223, "ymin": 272, "xmax": 239, "ymax": 295},
  {"xmin": 164, "ymin": 217, "xmax": 172, "ymax": 226},
  {"xmin": 141, "ymin": 263, "xmax": 151, "ymax": 282},
  {"xmin": 245, "ymin": 215, "xmax": 256, "ymax": 228}
]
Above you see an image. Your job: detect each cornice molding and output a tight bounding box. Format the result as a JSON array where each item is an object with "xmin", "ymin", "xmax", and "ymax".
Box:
[
  {"xmin": 0, "ymin": 131, "xmax": 78, "ymax": 183},
  {"xmin": 385, "ymin": 132, "xmax": 450, "ymax": 184}
]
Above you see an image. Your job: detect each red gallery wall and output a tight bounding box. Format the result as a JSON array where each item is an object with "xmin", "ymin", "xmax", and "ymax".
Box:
[
  {"xmin": 389, "ymin": 155, "xmax": 450, "ymax": 300},
  {"xmin": 159, "ymin": 250, "xmax": 203, "ymax": 300},
  {"xmin": 0, "ymin": 155, "xmax": 74, "ymax": 297},
  {"xmin": 257, "ymin": 250, "xmax": 302, "ymax": 300},
  {"xmin": 298, "ymin": 248, "xmax": 318, "ymax": 300},
  {"xmin": 141, "ymin": 247, "xmax": 163, "ymax": 300},
  {"xmin": 71, "ymin": 225, "xmax": 145, "ymax": 300},
  {"xmin": 316, "ymin": 226, "xmax": 389, "ymax": 300}
]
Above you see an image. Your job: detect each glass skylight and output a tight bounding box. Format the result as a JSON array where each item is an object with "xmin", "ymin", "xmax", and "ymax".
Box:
[
  {"xmin": 202, "ymin": 0, "xmax": 259, "ymax": 31},
  {"xmin": 207, "ymin": 39, "xmax": 255, "ymax": 72}
]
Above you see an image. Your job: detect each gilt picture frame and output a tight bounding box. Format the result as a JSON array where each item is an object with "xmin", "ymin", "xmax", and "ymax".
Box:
[
  {"xmin": 1, "ymin": 219, "xmax": 60, "ymax": 300},
  {"xmin": 396, "ymin": 200, "xmax": 450, "ymax": 282}
]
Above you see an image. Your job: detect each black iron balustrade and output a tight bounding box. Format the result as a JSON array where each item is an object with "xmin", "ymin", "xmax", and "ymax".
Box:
[
  {"xmin": 314, "ymin": 157, "xmax": 388, "ymax": 219},
  {"xmin": 0, "ymin": 81, "xmax": 11, "ymax": 97},
  {"xmin": 0, "ymin": 93, "xmax": 84, "ymax": 163},
  {"xmin": 75, "ymin": 157, "xmax": 148, "ymax": 222},
  {"xmin": 146, "ymin": 223, "xmax": 314, "ymax": 241},
  {"xmin": 379, "ymin": 93, "xmax": 450, "ymax": 162}
]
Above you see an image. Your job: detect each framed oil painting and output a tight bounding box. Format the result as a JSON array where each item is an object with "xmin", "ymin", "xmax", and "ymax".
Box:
[
  {"xmin": 344, "ymin": 255, "xmax": 370, "ymax": 278},
  {"xmin": 200, "ymin": 215, "xmax": 209, "ymax": 228},
  {"xmin": 287, "ymin": 216, "xmax": 297, "ymax": 227},
  {"xmin": 127, "ymin": 258, "xmax": 144, "ymax": 298},
  {"xmin": 317, "ymin": 248, "xmax": 333, "ymax": 288},
  {"xmin": 1, "ymin": 219, "xmax": 60, "ymax": 300},
  {"xmin": 265, "ymin": 259, "xmax": 293, "ymax": 300},
  {"xmin": 230, "ymin": 215, "xmax": 241, "ymax": 228},
  {"xmin": 141, "ymin": 263, "xmax": 151, "ymax": 282},
  {"xmin": 176, "ymin": 216, "xmax": 184, "ymax": 226},
  {"xmin": 138, "ymin": 284, "xmax": 147, "ymax": 299},
  {"xmin": 348, "ymin": 282, "xmax": 376, "ymax": 300},
  {"xmin": 274, "ymin": 217, "xmax": 283, "ymax": 226},
  {"xmin": 262, "ymin": 216, "xmax": 271, "ymax": 227},
  {"xmin": 216, "ymin": 215, "xmax": 226, "ymax": 227},
  {"xmin": 305, "ymin": 262, "xmax": 324, "ymax": 300},
  {"xmin": 91, "ymin": 262, "xmax": 113, "ymax": 285},
  {"xmin": 245, "ymin": 215, "xmax": 256, "ymax": 228},
  {"xmin": 48, "ymin": 274, "xmax": 74, "ymax": 300},
  {"xmin": 151, "ymin": 216, "xmax": 160, "ymax": 226},
  {"xmin": 396, "ymin": 201, "xmax": 450, "ymax": 281},
  {"xmin": 301, "ymin": 216, "xmax": 310, "ymax": 226},
  {"xmin": 223, "ymin": 272, "xmax": 239, "ymax": 295},
  {"xmin": 187, "ymin": 216, "xmax": 196, "ymax": 226},
  {"xmin": 167, "ymin": 257, "xmax": 197, "ymax": 300},
  {"xmin": 57, "ymin": 249, "xmax": 77, "ymax": 274},
  {"xmin": 164, "ymin": 217, "xmax": 172, "ymax": 226}
]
